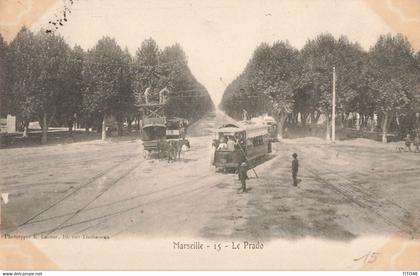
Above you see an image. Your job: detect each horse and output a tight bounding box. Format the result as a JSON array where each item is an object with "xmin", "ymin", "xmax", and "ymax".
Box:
[
  {"xmin": 175, "ymin": 139, "xmax": 190, "ymax": 160},
  {"xmin": 167, "ymin": 140, "xmax": 178, "ymax": 162}
]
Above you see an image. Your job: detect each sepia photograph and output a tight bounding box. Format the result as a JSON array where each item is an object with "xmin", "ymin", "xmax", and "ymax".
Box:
[{"xmin": 0, "ymin": 0, "xmax": 419, "ymax": 272}]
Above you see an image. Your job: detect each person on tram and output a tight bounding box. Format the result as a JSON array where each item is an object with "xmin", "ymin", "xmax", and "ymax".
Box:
[
  {"xmin": 246, "ymin": 139, "xmax": 253, "ymax": 147},
  {"xmin": 226, "ymin": 136, "xmax": 236, "ymax": 151},
  {"xmin": 217, "ymin": 137, "xmax": 228, "ymax": 150}
]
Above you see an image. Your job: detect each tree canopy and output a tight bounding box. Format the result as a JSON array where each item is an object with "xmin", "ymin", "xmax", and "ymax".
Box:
[
  {"xmin": 2, "ymin": 28, "xmax": 214, "ymax": 143},
  {"xmin": 220, "ymin": 33, "xmax": 420, "ymax": 141}
]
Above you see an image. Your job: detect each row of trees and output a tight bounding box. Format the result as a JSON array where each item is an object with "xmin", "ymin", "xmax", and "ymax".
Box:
[
  {"xmin": 0, "ymin": 27, "xmax": 214, "ymax": 144},
  {"xmin": 220, "ymin": 33, "xmax": 420, "ymax": 142}
]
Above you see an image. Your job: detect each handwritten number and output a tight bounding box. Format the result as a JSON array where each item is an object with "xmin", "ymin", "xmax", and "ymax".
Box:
[
  {"xmin": 354, "ymin": 251, "xmax": 380, "ymax": 264},
  {"xmin": 367, "ymin": 252, "xmax": 380, "ymax": 263}
]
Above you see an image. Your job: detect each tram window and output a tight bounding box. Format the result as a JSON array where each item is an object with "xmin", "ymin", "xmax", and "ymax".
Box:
[
  {"xmin": 246, "ymin": 139, "xmax": 253, "ymax": 147},
  {"xmin": 235, "ymin": 133, "xmax": 244, "ymax": 144},
  {"xmin": 143, "ymin": 127, "xmax": 165, "ymax": 140},
  {"xmin": 251, "ymin": 136, "xmax": 263, "ymax": 146}
]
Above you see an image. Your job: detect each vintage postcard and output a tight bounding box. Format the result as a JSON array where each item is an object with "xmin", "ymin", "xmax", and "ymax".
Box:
[{"xmin": 0, "ymin": 0, "xmax": 419, "ymax": 271}]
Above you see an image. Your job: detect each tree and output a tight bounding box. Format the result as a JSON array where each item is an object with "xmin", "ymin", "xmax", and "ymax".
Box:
[
  {"xmin": 35, "ymin": 31, "xmax": 70, "ymax": 144},
  {"xmin": 221, "ymin": 41, "xmax": 298, "ymax": 138},
  {"xmin": 331, "ymin": 37, "xmax": 369, "ymax": 128},
  {"xmin": 296, "ymin": 34, "xmax": 370, "ymax": 138},
  {"xmin": 8, "ymin": 27, "xmax": 41, "ymax": 137},
  {"xmin": 0, "ymin": 34, "xmax": 9, "ymax": 118},
  {"xmin": 117, "ymin": 47, "xmax": 135, "ymax": 136},
  {"xmin": 248, "ymin": 41, "xmax": 298, "ymax": 138},
  {"xmin": 82, "ymin": 36, "xmax": 133, "ymax": 140},
  {"xmin": 132, "ymin": 38, "xmax": 161, "ymax": 106},
  {"xmin": 56, "ymin": 45, "xmax": 84, "ymax": 135},
  {"xmin": 132, "ymin": 40, "xmax": 214, "ymax": 122},
  {"xmin": 298, "ymin": 34, "xmax": 338, "ymax": 139},
  {"xmin": 368, "ymin": 34, "xmax": 417, "ymax": 142},
  {"xmin": 159, "ymin": 44, "xmax": 213, "ymax": 120}
]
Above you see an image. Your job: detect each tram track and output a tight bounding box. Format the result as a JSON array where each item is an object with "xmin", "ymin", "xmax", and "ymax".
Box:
[
  {"xmin": 292, "ymin": 145, "xmax": 417, "ymax": 238},
  {"xmin": 5, "ymin": 132, "xmax": 229, "ymax": 237},
  {"xmin": 102, "ymin": 176, "xmax": 223, "ymax": 237},
  {"xmin": 5, "ymin": 154, "xmax": 143, "ymax": 235},
  {"xmin": 28, "ymin": 172, "xmax": 224, "ymax": 236},
  {"xmin": 24, "ymin": 171, "xmax": 218, "ymax": 225},
  {"xmin": 43, "ymin": 157, "xmax": 148, "ymax": 236}
]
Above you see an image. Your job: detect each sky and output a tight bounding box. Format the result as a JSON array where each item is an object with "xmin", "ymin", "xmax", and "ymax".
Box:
[{"xmin": 31, "ymin": 0, "xmax": 394, "ymax": 105}]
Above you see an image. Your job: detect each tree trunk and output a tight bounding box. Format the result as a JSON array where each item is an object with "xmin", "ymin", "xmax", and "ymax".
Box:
[
  {"xmin": 381, "ymin": 112, "xmax": 389, "ymax": 143},
  {"xmin": 117, "ymin": 120, "xmax": 123, "ymax": 136},
  {"xmin": 340, "ymin": 113, "xmax": 345, "ymax": 128},
  {"xmin": 68, "ymin": 125, "xmax": 73, "ymax": 137},
  {"xmin": 356, "ymin": 113, "xmax": 360, "ymax": 130},
  {"xmin": 68, "ymin": 119, "xmax": 74, "ymax": 137},
  {"xmin": 22, "ymin": 120, "xmax": 29, "ymax": 138},
  {"xmin": 301, "ymin": 112, "xmax": 309, "ymax": 126},
  {"xmin": 314, "ymin": 111, "xmax": 321, "ymax": 124},
  {"xmin": 127, "ymin": 118, "xmax": 133, "ymax": 133},
  {"xmin": 360, "ymin": 114, "xmax": 365, "ymax": 129},
  {"xmin": 102, "ymin": 115, "xmax": 106, "ymax": 141},
  {"xmin": 41, "ymin": 112, "xmax": 48, "ymax": 145},
  {"xmin": 325, "ymin": 113, "xmax": 330, "ymax": 141},
  {"xmin": 277, "ymin": 113, "xmax": 288, "ymax": 140}
]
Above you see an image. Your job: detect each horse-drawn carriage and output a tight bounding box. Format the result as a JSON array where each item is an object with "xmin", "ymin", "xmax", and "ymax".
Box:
[
  {"xmin": 141, "ymin": 117, "xmax": 167, "ymax": 159},
  {"xmin": 138, "ymin": 88, "xmax": 190, "ymax": 160},
  {"xmin": 141, "ymin": 116, "xmax": 190, "ymax": 160}
]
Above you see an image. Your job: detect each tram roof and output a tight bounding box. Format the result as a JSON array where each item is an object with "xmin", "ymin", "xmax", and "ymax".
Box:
[
  {"xmin": 217, "ymin": 121, "xmax": 268, "ymax": 138},
  {"xmin": 143, "ymin": 123, "xmax": 166, "ymax": 129},
  {"xmin": 251, "ymin": 116, "xmax": 277, "ymax": 124}
]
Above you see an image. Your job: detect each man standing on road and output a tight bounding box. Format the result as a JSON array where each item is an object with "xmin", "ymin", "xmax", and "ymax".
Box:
[
  {"xmin": 292, "ymin": 153, "xmax": 299, "ymax": 187},
  {"xmin": 238, "ymin": 162, "xmax": 249, "ymax": 192}
]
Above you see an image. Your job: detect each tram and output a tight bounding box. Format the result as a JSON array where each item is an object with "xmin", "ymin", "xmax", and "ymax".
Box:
[
  {"xmin": 213, "ymin": 120, "xmax": 271, "ymax": 172},
  {"xmin": 251, "ymin": 115, "xmax": 278, "ymax": 142}
]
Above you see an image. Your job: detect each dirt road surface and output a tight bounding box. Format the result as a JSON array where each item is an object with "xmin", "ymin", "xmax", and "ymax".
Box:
[{"xmin": 1, "ymin": 111, "xmax": 419, "ymax": 241}]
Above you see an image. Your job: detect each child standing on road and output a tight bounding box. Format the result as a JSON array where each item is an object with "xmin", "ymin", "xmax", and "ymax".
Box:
[
  {"xmin": 238, "ymin": 162, "xmax": 249, "ymax": 192},
  {"xmin": 292, "ymin": 153, "xmax": 300, "ymax": 187}
]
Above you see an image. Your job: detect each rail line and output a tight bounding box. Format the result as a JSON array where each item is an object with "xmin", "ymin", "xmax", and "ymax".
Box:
[
  {"xmin": 23, "ymin": 171, "xmax": 217, "ymax": 225},
  {"xmin": 298, "ymin": 149, "xmax": 417, "ymax": 238},
  {"xmin": 5, "ymin": 154, "xmax": 141, "ymax": 235},
  {"xmin": 29, "ymin": 172, "xmax": 223, "ymax": 236},
  {"xmin": 43, "ymin": 158, "xmax": 148, "ymax": 236}
]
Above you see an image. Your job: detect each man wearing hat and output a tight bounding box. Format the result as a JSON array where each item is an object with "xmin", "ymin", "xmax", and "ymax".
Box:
[
  {"xmin": 238, "ymin": 162, "xmax": 249, "ymax": 192},
  {"xmin": 292, "ymin": 153, "xmax": 299, "ymax": 186}
]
